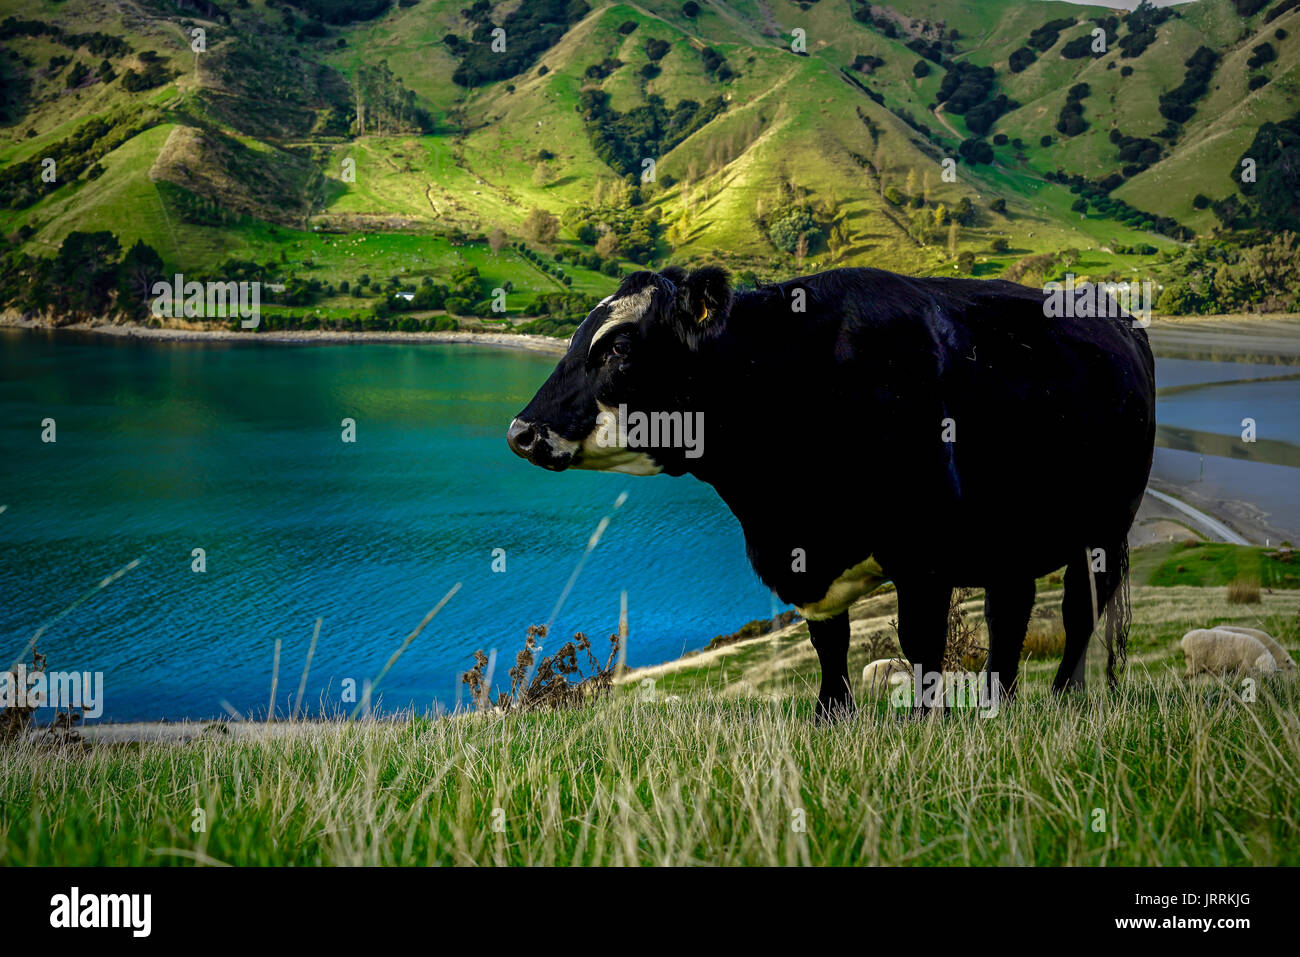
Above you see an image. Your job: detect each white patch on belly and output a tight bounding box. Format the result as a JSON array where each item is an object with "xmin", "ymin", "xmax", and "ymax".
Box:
[{"xmin": 796, "ymin": 556, "xmax": 889, "ymax": 621}]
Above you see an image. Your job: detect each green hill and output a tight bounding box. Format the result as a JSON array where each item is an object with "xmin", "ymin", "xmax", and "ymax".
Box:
[{"xmin": 1, "ymin": 0, "xmax": 1298, "ymax": 327}]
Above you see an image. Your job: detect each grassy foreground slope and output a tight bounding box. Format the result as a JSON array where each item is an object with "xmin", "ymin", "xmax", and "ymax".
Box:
[
  {"xmin": 3, "ymin": 668, "xmax": 1297, "ymax": 866},
  {"xmin": 2, "ymin": 540, "xmax": 1298, "ymax": 866}
]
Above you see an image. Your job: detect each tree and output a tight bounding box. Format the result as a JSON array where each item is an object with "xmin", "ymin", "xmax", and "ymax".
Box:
[
  {"xmin": 768, "ymin": 205, "xmax": 818, "ymax": 253},
  {"xmin": 913, "ymin": 60, "xmax": 930, "ymax": 78},
  {"xmin": 594, "ymin": 232, "xmax": 621, "ymax": 259},
  {"xmin": 1235, "ymin": 112, "xmax": 1300, "ymax": 231},
  {"xmin": 523, "ymin": 207, "xmax": 560, "ymax": 244},
  {"xmin": 488, "ymin": 228, "xmax": 507, "ymax": 253},
  {"xmin": 53, "ymin": 230, "xmax": 121, "ymax": 317},
  {"xmin": 117, "ymin": 239, "xmax": 164, "ymax": 315}
]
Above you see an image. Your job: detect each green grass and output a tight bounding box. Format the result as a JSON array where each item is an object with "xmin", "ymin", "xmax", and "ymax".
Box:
[
  {"xmin": 4, "ymin": 561, "xmax": 1298, "ymax": 866},
  {"xmin": 4, "ymin": 662, "xmax": 1299, "ymax": 865},
  {"xmin": 1133, "ymin": 541, "xmax": 1300, "ymax": 589}
]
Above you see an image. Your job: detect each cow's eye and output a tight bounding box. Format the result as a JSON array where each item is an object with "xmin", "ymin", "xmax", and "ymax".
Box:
[{"xmin": 608, "ymin": 338, "xmax": 631, "ymax": 361}]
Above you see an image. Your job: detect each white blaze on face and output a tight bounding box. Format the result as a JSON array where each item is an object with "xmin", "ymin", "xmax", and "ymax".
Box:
[
  {"xmin": 566, "ymin": 285, "xmax": 663, "ymax": 474},
  {"xmin": 587, "ymin": 286, "xmax": 654, "ymax": 356}
]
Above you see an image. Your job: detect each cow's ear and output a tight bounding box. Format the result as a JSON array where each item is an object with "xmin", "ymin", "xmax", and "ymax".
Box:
[{"xmin": 667, "ymin": 266, "xmax": 730, "ymax": 348}]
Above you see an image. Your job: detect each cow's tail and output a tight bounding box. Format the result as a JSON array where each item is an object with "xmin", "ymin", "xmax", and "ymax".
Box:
[{"xmin": 1103, "ymin": 540, "xmax": 1131, "ymax": 688}]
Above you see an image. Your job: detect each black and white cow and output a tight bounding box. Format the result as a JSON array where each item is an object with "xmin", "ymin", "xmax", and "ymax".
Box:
[{"xmin": 508, "ymin": 266, "xmax": 1155, "ymax": 720}]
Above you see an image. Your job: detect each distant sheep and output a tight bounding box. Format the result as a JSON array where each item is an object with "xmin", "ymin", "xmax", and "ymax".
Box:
[
  {"xmin": 1181, "ymin": 628, "xmax": 1278, "ymax": 677},
  {"xmin": 1216, "ymin": 626, "xmax": 1296, "ymax": 671},
  {"xmin": 861, "ymin": 658, "xmax": 912, "ymax": 695}
]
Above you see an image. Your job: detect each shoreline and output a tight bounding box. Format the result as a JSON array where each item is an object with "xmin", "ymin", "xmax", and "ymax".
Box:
[
  {"xmin": 21, "ymin": 483, "xmax": 1280, "ymax": 741},
  {"xmin": 0, "ymin": 315, "xmax": 568, "ymax": 355},
  {"xmin": 7, "ymin": 313, "xmax": 1294, "ymax": 736}
]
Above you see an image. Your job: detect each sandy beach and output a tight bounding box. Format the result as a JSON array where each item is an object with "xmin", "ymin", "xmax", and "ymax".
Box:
[{"xmin": 0, "ymin": 315, "xmax": 568, "ymax": 355}]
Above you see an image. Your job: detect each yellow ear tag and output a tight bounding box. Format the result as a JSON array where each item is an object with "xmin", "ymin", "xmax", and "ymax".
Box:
[{"xmin": 697, "ymin": 304, "xmax": 710, "ymax": 324}]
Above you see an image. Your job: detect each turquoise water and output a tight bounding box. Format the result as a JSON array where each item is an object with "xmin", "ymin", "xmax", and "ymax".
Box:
[
  {"xmin": 0, "ymin": 330, "xmax": 777, "ymax": 722},
  {"xmin": 3, "ymin": 333, "xmax": 1297, "ymax": 722}
]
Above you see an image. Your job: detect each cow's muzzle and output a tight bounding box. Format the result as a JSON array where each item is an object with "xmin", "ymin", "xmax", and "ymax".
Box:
[{"xmin": 507, "ymin": 417, "xmax": 574, "ymax": 471}]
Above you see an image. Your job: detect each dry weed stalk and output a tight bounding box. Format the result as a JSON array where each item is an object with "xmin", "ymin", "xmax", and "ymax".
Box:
[
  {"xmin": 462, "ymin": 624, "xmax": 622, "ymax": 713},
  {"xmin": 0, "ymin": 648, "xmax": 84, "ymax": 746}
]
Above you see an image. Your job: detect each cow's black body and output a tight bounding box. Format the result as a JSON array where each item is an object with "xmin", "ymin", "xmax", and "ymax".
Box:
[{"xmin": 509, "ymin": 266, "xmax": 1156, "ymax": 719}]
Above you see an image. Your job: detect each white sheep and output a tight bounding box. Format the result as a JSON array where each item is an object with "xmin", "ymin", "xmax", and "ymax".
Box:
[
  {"xmin": 1180, "ymin": 628, "xmax": 1278, "ymax": 677},
  {"xmin": 1216, "ymin": 626, "xmax": 1296, "ymax": 671},
  {"xmin": 861, "ymin": 658, "xmax": 913, "ymax": 696}
]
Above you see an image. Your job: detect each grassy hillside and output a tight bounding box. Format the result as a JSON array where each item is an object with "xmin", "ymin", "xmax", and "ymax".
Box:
[
  {"xmin": 1, "ymin": 0, "xmax": 1298, "ymax": 325},
  {"xmin": 626, "ymin": 541, "xmax": 1300, "ymax": 699}
]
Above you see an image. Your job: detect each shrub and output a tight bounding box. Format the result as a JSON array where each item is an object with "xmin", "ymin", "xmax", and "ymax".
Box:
[
  {"xmin": 1247, "ymin": 43, "xmax": 1276, "ymax": 69},
  {"xmin": 1008, "ymin": 47, "xmax": 1036, "ymax": 73},
  {"xmin": 1226, "ymin": 579, "xmax": 1262, "ymax": 604},
  {"xmin": 462, "ymin": 624, "xmax": 622, "ymax": 713},
  {"xmin": 522, "ymin": 207, "xmax": 560, "ymax": 244},
  {"xmin": 768, "ymin": 204, "xmax": 819, "ymax": 253}
]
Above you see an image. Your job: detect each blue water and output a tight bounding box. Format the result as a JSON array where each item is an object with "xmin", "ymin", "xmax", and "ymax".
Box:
[
  {"xmin": 0, "ymin": 331, "xmax": 777, "ymax": 722},
  {"xmin": 1148, "ymin": 355, "xmax": 1300, "ymax": 541},
  {"xmin": 3, "ymin": 332, "xmax": 1297, "ymax": 723},
  {"xmin": 1157, "ymin": 379, "xmax": 1300, "ymax": 448},
  {"xmin": 1153, "ymin": 358, "xmax": 1293, "ymax": 389}
]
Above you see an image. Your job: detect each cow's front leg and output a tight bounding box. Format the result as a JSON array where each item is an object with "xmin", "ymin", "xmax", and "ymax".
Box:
[
  {"xmin": 895, "ymin": 576, "xmax": 952, "ymax": 716},
  {"xmin": 808, "ymin": 612, "xmax": 854, "ymax": 723}
]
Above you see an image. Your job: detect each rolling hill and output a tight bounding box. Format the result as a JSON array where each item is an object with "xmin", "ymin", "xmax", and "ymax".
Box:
[{"xmin": 0, "ymin": 0, "xmax": 1297, "ymax": 327}]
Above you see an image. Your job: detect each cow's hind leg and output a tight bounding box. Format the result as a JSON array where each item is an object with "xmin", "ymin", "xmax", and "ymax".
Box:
[
  {"xmin": 895, "ymin": 577, "xmax": 952, "ymax": 714},
  {"xmin": 808, "ymin": 612, "xmax": 854, "ymax": 723},
  {"xmin": 983, "ymin": 578, "xmax": 1035, "ymax": 702},
  {"xmin": 1054, "ymin": 543, "xmax": 1127, "ymax": 693}
]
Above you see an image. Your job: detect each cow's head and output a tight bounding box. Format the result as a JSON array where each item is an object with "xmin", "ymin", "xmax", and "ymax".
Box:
[{"xmin": 507, "ymin": 266, "xmax": 731, "ymax": 475}]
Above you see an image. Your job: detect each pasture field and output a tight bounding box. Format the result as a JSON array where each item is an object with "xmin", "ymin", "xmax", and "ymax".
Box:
[{"xmin": 3, "ymin": 576, "xmax": 1297, "ymax": 867}]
